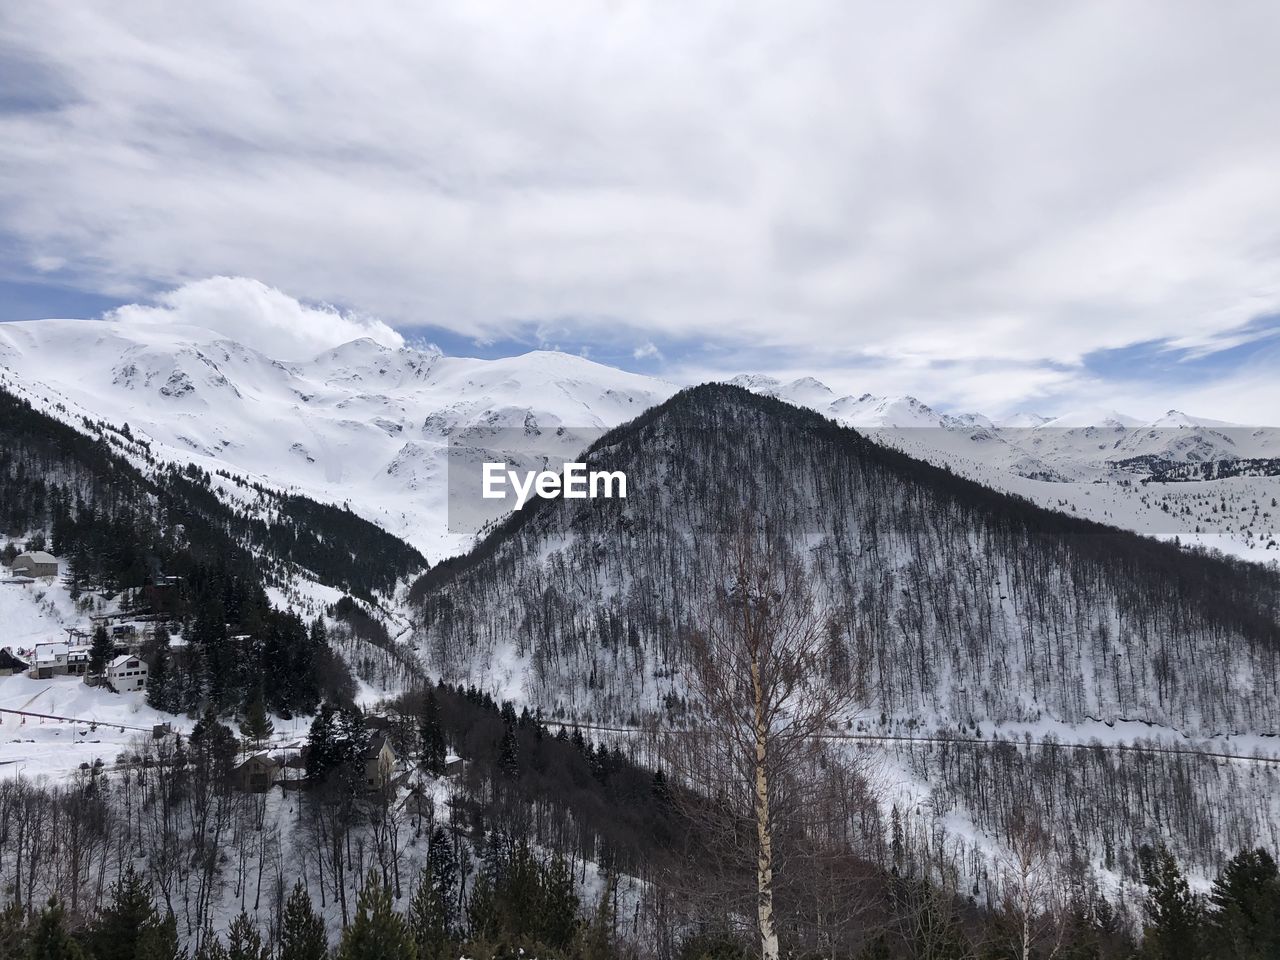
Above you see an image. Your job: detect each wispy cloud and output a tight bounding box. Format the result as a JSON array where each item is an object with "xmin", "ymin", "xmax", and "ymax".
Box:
[{"xmin": 632, "ymin": 341, "xmax": 663, "ymax": 362}]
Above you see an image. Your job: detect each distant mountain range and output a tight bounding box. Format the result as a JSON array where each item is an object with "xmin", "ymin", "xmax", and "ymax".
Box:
[
  {"xmin": 730, "ymin": 373, "xmax": 1280, "ymax": 479},
  {"xmin": 2, "ymin": 318, "xmax": 1278, "ymax": 562}
]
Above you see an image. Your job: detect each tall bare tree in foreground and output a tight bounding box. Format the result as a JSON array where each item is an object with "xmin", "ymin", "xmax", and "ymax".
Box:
[
  {"xmin": 674, "ymin": 526, "xmax": 861, "ymax": 960},
  {"xmin": 996, "ymin": 811, "xmax": 1068, "ymax": 960}
]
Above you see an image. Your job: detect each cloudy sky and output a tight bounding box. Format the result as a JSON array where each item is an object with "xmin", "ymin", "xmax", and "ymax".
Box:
[{"xmin": 2, "ymin": 2, "xmax": 1279, "ymax": 420}]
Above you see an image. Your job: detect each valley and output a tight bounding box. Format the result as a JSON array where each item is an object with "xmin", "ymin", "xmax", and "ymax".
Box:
[{"xmin": 2, "ymin": 335, "xmax": 1279, "ymax": 957}]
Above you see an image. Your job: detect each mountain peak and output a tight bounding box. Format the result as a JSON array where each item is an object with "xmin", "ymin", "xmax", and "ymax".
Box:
[{"xmin": 1040, "ymin": 408, "xmax": 1142, "ymax": 430}]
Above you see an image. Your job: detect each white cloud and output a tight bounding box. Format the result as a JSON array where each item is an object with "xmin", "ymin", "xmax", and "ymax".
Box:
[
  {"xmin": 104, "ymin": 277, "xmax": 404, "ymax": 360},
  {"xmin": 1, "ymin": 2, "xmax": 1279, "ymax": 409},
  {"xmin": 633, "ymin": 342, "xmax": 663, "ymax": 362}
]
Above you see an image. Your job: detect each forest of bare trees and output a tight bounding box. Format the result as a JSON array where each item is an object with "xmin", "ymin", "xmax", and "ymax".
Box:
[
  {"xmin": 1, "ymin": 686, "xmax": 1276, "ymax": 958},
  {"xmin": 411, "ymin": 386, "xmax": 1280, "ymax": 734}
]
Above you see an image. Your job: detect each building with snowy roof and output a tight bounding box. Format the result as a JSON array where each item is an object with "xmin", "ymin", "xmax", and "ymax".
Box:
[
  {"xmin": 11, "ymin": 551, "xmax": 58, "ymax": 578},
  {"xmin": 107, "ymin": 654, "xmax": 148, "ymax": 692},
  {"xmin": 29, "ymin": 642, "xmax": 69, "ymax": 679}
]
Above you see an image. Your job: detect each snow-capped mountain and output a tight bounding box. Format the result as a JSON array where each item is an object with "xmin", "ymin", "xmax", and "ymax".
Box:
[
  {"xmin": 0, "ymin": 319, "xmax": 677, "ymax": 559},
  {"xmin": 2, "ymin": 317, "xmax": 1278, "ymax": 562},
  {"xmin": 749, "ymin": 376, "xmax": 1279, "ymax": 471}
]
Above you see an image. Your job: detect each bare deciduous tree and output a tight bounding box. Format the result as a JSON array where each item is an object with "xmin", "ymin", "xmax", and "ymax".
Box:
[
  {"xmin": 995, "ymin": 811, "xmax": 1068, "ymax": 960},
  {"xmin": 672, "ymin": 527, "xmax": 860, "ymax": 960}
]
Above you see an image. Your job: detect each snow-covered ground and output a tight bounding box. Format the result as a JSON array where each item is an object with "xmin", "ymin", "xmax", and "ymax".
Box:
[
  {"xmin": 0, "ymin": 672, "xmax": 184, "ymax": 778},
  {"xmin": 1, "ymin": 576, "xmax": 85, "ymax": 650}
]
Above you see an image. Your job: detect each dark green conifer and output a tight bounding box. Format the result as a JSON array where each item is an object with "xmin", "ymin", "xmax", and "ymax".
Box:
[
  {"xmin": 26, "ymin": 897, "xmax": 84, "ymax": 960},
  {"xmin": 1208, "ymin": 847, "xmax": 1280, "ymax": 959},
  {"xmin": 225, "ymin": 912, "xmax": 269, "ymax": 960},
  {"xmin": 1138, "ymin": 845, "xmax": 1204, "ymax": 960},
  {"xmin": 278, "ymin": 882, "xmax": 329, "ymax": 960},
  {"xmin": 337, "ymin": 871, "xmax": 416, "ymax": 960}
]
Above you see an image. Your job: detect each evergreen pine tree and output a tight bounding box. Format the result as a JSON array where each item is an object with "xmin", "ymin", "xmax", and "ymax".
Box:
[
  {"xmin": 1208, "ymin": 847, "xmax": 1280, "ymax": 959},
  {"xmin": 26, "ymin": 897, "xmax": 84, "ymax": 960},
  {"xmin": 225, "ymin": 913, "xmax": 269, "ymax": 960},
  {"xmin": 407, "ymin": 829, "xmax": 460, "ymax": 958},
  {"xmin": 193, "ymin": 931, "xmax": 229, "ymax": 960},
  {"xmin": 194, "ymin": 598, "xmax": 233, "ymax": 711},
  {"xmin": 337, "ymin": 871, "xmax": 416, "ymax": 960},
  {"xmin": 137, "ymin": 911, "xmax": 180, "ymax": 960},
  {"xmin": 0, "ymin": 901, "xmax": 27, "ymax": 960},
  {"xmin": 278, "ymin": 882, "xmax": 329, "ymax": 960},
  {"xmin": 332, "ymin": 704, "xmax": 369, "ymax": 797},
  {"xmin": 497, "ymin": 726, "xmax": 520, "ymax": 781},
  {"xmin": 239, "ymin": 693, "xmax": 274, "ymax": 748},
  {"xmin": 1138, "ymin": 845, "xmax": 1205, "ymax": 960},
  {"xmin": 88, "ymin": 624, "xmax": 112, "ymax": 680},
  {"xmin": 146, "ymin": 638, "xmax": 172, "ymax": 713},
  {"xmin": 190, "ymin": 709, "xmax": 238, "ymax": 781},
  {"xmin": 538, "ymin": 852, "xmax": 580, "ymax": 950},
  {"xmin": 89, "ymin": 866, "xmax": 169, "ymax": 960},
  {"xmin": 408, "ymin": 867, "xmax": 450, "ymax": 960},
  {"xmin": 418, "ymin": 691, "xmax": 446, "ymax": 775},
  {"xmin": 497, "ymin": 840, "xmax": 542, "ymax": 938},
  {"xmin": 465, "ymin": 872, "xmax": 498, "ymax": 943},
  {"xmin": 428, "ymin": 827, "xmax": 459, "ymax": 921},
  {"xmin": 306, "ymin": 702, "xmax": 340, "ymax": 784}
]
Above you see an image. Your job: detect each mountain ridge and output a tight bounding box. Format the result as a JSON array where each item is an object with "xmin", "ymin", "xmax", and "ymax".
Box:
[
  {"xmin": 3, "ymin": 318, "xmax": 1279, "ymax": 563},
  {"xmin": 409, "ymin": 382, "xmax": 1280, "ymax": 731}
]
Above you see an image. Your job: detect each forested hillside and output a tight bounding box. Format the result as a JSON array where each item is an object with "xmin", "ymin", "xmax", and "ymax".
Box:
[
  {"xmin": 407, "ymin": 385, "xmax": 1280, "ymax": 889},
  {"xmin": 0, "ymin": 385, "xmax": 427, "ymax": 714},
  {"xmin": 411, "ymin": 384, "xmax": 1280, "ymax": 732}
]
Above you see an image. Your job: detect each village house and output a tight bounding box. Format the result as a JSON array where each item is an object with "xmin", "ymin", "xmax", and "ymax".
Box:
[
  {"xmin": 28, "ymin": 642, "xmax": 69, "ymax": 679},
  {"xmin": 398, "ymin": 784, "xmax": 436, "ymax": 822},
  {"xmin": 231, "ymin": 753, "xmax": 281, "ymax": 792},
  {"xmin": 11, "ymin": 551, "xmax": 58, "ymax": 579},
  {"xmin": 66, "ymin": 645, "xmax": 92, "ymax": 676},
  {"xmin": 0, "ymin": 650, "xmax": 28, "ymax": 676},
  {"xmin": 106, "ymin": 654, "xmax": 148, "ymax": 692},
  {"xmin": 362, "ymin": 733, "xmax": 397, "ymax": 790}
]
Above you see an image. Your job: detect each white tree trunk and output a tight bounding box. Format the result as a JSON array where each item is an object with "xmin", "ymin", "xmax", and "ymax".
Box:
[{"xmin": 752, "ymin": 655, "xmax": 780, "ymax": 960}]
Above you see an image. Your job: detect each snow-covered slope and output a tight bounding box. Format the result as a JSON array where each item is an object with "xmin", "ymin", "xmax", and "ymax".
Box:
[{"xmin": 0, "ymin": 319, "xmax": 677, "ymax": 560}]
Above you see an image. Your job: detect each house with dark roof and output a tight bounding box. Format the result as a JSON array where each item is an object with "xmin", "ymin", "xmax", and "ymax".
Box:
[
  {"xmin": 362, "ymin": 733, "xmax": 397, "ymax": 790},
  {"xmin": 0, "ymin": 649, "xmax": 28, "ymax": 676}
]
